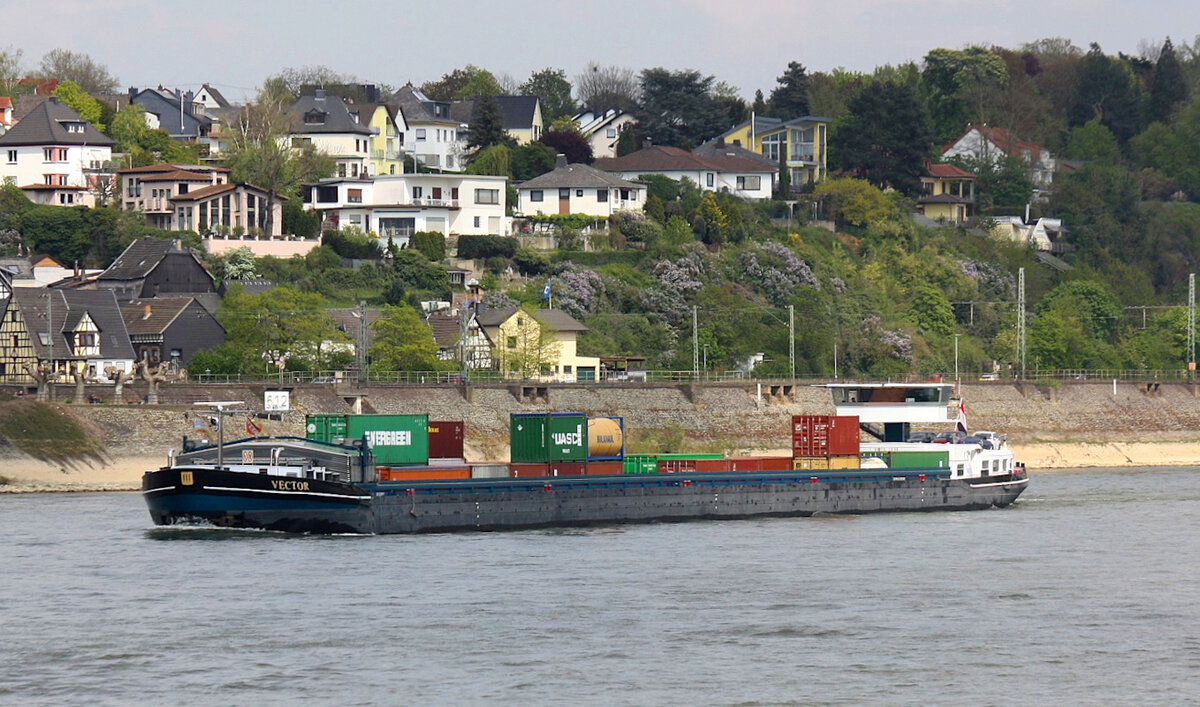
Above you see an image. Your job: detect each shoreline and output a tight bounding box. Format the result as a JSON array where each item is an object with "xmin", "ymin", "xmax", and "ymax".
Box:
[{"xmin": 1, "ymin": 441, "xmax": 1196, "ymax": 494}]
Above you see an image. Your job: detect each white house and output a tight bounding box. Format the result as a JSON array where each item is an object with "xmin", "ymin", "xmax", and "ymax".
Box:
[
  {"xmin": 574, "ymin": 109, "xmax": 638, "ymax": 159},
  {"xmin": 285, "ymin": 90, "xmax": 374, "ymax": 179},
  {"xmin": 595, "ymin": 143, "xmax": 776, "ymax": 200},
  {"xmin": 392, "ymin": 85, "xmax": 467, "ymax": 172},
  {"xmin": 516, "ymin": 159, "xmax": 643, "ymax": 218},
  {"xmin": 0, "ymin": 97, "xmax": 114, "ymax": 207},
  {"xmin": 304, "ymin": 173, "xmax": 510, "ymax": 243},
  {"xmin": 941, "ymin": 125, "xmax": 1056, "ymax": 196}
]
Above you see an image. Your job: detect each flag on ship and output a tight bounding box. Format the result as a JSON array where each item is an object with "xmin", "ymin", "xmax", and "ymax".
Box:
[
  {"xmin": 246, "ymin": 416, "xmax": 262, "ymax": 437},
  {"xmin": 956, "ymin": 400, "xmax": 968, "ymax": 434}
]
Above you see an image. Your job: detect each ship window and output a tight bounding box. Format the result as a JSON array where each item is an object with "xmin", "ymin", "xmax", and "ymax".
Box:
[{"xmin": 955, "ymin": 464, "xmax": 964, "ymax": 477}]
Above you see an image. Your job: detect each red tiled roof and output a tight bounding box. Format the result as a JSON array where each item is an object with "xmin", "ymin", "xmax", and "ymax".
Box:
[
  {"xmin": 926, "ymin": 163, "xmax": 974, "ymax": 179},
  {"xmin": 595, "ymin": 145, "xmax": 775, "ymax": 174},
  {"xmin": 170, "ymin": 183, "xmax": 237, "ymax": 201},
  {"xmin": 139, "ymin": 170, "xmax": 215, "ymax": 182},
  {"xmin": 943, "ymin": 125, "xmax": 1044, "ymax": 161},
  {"xmin": 117, "ymin": 163, "xmax": 231, "ymax": 175}
]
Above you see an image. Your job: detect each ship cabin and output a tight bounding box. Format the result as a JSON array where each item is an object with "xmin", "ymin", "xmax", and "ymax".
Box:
[{"xmin": 822, "ymin": 382, "xmax": 953, "ymax": 442}]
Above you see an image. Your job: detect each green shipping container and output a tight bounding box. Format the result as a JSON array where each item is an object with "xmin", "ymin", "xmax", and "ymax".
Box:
[
  {"xmin": 346, "ymin": 414, "xmax": 430, "ymax": 466},
  {"xmin": 305, "ymin": 414, "xmax": 348, "ymax": 444},
  {"xmin": 885, "ymin": 450, "xmax": 949, "ymax": 469},
  {"xmin": 510, "ymin": 413, "xmax": 588, "ymax": 463},
  {"xmin": 623, "ymin": 454, "xmax": 659, "ymax": 474}
]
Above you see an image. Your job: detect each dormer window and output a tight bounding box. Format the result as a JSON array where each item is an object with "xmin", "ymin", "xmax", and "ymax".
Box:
[{"xmin": 303, "ymin": 110, "xmax": 327, "ymax": 125}]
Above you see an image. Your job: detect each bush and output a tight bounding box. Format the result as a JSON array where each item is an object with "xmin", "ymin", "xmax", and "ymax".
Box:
[
  {"xmin": 409, "ymin": 231, "xmax": 446, "ymax": 261},
  {"xmin": 322, "ymin": 228, "xmax": 381, "ymax": 259},
  {"xmin": 456, "ymin": 235, "xmax": 518, "ymax": 259},
  {"xmin": 513, "ymin": 247, "xmax": 550, "ymax": 275}
]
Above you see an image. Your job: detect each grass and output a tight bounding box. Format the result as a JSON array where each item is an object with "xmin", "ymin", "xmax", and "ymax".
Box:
[{"xmin": 0, "ymin": 400, "xmax": 107, "ymax": 468}]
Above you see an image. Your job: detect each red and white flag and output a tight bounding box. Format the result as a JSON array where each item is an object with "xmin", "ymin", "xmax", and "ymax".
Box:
[
  {"xmin": 246, "ymin": 416, "xmax": 262, "ymax": 438},
  {"xmin": 956, "ymin": 400, "xmax": 968, "ymax": 434}
]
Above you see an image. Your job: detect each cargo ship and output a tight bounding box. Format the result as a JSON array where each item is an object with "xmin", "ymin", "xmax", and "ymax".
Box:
[{"xmin": 142, "ymin": 383, "xmax": 1028, "ymax": 534}]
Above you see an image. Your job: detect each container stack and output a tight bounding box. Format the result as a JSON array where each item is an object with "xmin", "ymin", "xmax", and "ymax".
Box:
[
  {"xmin": 306, "ymin": 414, "xmax": 475, "ymax": 482},
  {"xmin": 509, "ymin": 413, "xmax": 625, "ymax": 477},
  {"xmin": 792, "ymin": 414, "xmax": 861, "ymax": 470}
]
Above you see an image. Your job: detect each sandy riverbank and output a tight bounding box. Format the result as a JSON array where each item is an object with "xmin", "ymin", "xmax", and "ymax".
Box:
[{"xmin": 2, "ymin": 442, "xmax": 1197, "ymax": 493}]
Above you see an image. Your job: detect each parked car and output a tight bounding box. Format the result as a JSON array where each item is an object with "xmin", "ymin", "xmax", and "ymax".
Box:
[
  {"xmin": 933, "ymin": 431, "xmax": 965, "ymax": 444},
  {"xmin": 907, "ymin": 431, "xmax": 936, "ymax": 443}
]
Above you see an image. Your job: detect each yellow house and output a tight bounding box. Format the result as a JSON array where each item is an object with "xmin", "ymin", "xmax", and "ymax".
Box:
[
  {"xmin": 361, "ymin": 103, "xmax": 406, "ymax": 177},
  {"xmin": 719, "ymin": 115, "xmax": 830, "ymax": 189},
  {"xmin": 918, "ymin": 163, "xmax": 976, "ymax": 224},
  {"xmin": 477, "ymin": 306, "xmax": 599, "ymax": 381}
]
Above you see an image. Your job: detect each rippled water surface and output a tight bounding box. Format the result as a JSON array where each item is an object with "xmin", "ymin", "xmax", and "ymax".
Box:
[{"xmin": 3, "ymin": 468, "xmax": 1200, "ymax": 706}]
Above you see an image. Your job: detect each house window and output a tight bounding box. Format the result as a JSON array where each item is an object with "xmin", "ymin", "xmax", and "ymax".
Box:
[
  {"xmin": 620, "ymin": 188, "xmax": 630, "ymax": 201},
  {"xmin": 576, "ymin": 189, "xmax": 583, "ymax": 197},
  {"xmin": 706, "ymin": 173, "xmax": 714, "ymax": 187},
  {"xmin": 412, "ymin": 186, "xmax": 423, "ymax": 200},
  {"xmin": 415, "ymin": 128, "xmax": 426, "ymax": 141},
  {"xmin": 473, "ymin": 216, "xmax": 480, "ymax": 228},
  {"xmin": 431, "ymin": 187, "xmax": 442, "ymax": 199},
  {"xmin": 338, "ymin": 163, "xmax": 347, "ymax": 178},
  {"xmin": 5, "ymin": 150, "xmax": 15, "ymax": 163},
  {"xmin": 564, "ymin": 365, "xmax": 572, "ymax": 375},
  {"xmin": 507, "ymin": 336, "xmax": 517, "ymax": 349},
  {"xmin": 596, "ymin": 189, "xmax": 607, "ymax": 202},
  {"xmin": 606, "ymin": 128, "xmax": 616, "ymax": 138},
  {"xmin": 351, "ymin": 163, "xmax": 359, "ymax": 178},
  {"xmin": 451, "ymin": 187, "xmax": 459, "ymax": 200},
  {"xmin": 736, "ymin": 176, "xmax": 761, "ymax": 190},
  {"xmin": 178, "ymin": 183, "xmax": 188, "ymax": 194},
  {"xmin": 58, "ymin": 193, "xmax": 74, "ymax": 205},
  {"xmin": 474, "ymin": 189, "xmax": 499, "ymax": 205},
  {"xmin": 530, "ymin": 190, "xmax": 543, "ymax": 202},
  {"xmin": 347, "ymin": 188, "xmax": 363, "ymax": 204}
]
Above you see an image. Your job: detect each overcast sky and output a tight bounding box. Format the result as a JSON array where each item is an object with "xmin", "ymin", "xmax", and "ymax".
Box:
[{"xmin": 3, "ymin": 0, "xmax": 1194, "ymax": 102}]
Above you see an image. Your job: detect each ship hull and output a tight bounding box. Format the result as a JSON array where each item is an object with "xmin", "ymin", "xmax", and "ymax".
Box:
[{"xmin": 143, "ymin": 467, "xmax": 1027, "ymax": 535}]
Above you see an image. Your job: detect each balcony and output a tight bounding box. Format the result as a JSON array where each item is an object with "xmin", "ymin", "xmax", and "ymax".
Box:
[{"xmin": 371, "ymin": 149, "xmax": 402, "ymax": 161}]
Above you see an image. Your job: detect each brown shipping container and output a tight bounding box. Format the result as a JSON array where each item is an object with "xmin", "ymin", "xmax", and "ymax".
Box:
[
  {"xmin": 549, "ymin": 461, "xmax": 587, "ymax": 476},
  {"xmin": 792, "ymin": 415, "xmax": 860, "ymax": 457},
  {"xmin": 379, "ymin": 466, "xmax": 470, "ymax": 482},
  {"xmin": 728, "ymin": 456, "xmax": 793, "ymax": 472},
  {"xmin": 657, "ymin": 458, "xmax": 694, "ymax": 473},
  {"xmin": 510, "ymin": 463, "xmax": 550, "ymax": 478},
  {"xmin": 694, "ymin": 458, "xmax": 731, "ymax": 473},
  {"xmin": 428, "ymin": 421, "xmax": 465, "ymax": 459},
  {"xmin": 585, "ymin": 461, "xmax": 624, "ymax": 476}
]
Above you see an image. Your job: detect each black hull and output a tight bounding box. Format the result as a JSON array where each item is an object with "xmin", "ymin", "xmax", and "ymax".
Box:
[{"xmin": 143, "ymin": 467, "xmax": 1028, "ymax": 535}]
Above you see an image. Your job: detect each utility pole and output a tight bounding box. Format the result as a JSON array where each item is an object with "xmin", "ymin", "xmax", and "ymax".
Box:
[
  {"xmin": 954, "ymin": 333, "xmax": 961, "ymax": 389},
  {"xmin": 1017, "ymin": 267, "xmax": 1026, "ymax": 380},
  {"xmin": 692, "ymin": 306, "xmax": 699, "ymax": 377},
  {"xmin": 358, "ymin": 299, "xmax": 368, "ymax": 384},
  {"xmin": 46, "ymin": 291, "xmax": 54, "ymax": 401},
  {"xmin": 1189, "ymin": 273, "xmax": 1196, "ymax": 381},
  {"xmin": 788, "ymin": 304, "xmax": 795, "ymax": 379}
]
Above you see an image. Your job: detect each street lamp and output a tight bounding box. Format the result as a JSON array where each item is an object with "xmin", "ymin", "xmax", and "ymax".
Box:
[{"xmin": 954, "ymin": 333, "xmax": 961, "ymax": 385}]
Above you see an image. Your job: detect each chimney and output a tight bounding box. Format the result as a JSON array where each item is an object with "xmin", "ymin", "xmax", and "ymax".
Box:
[
  {"xmin": 315, "ymin": 88, "xmax": 326, "ymax": 100},
  {"xmin": 555, "ymin": 154, "xmax": 568, "ymax": 168},
  {"xmin": 128, "ymin": 86, "xmax": 138, "ymax": 102},
  {"xmin": 643, "ymin": 137, "xmax": 653, "ymax": 150},
  {"xmin": 142, "ymin": 304, "xmax": 152, "ymax": 320},
  {"xmin": 716, "ymin": 137, "xmax": 726, "ymax": 147}
]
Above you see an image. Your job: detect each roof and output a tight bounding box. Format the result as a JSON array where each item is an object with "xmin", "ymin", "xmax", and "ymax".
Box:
[
  {"xmin": 926, "ymin": 163, "xmax": 975, "ymax": 179},
  {"xmin": 427, "ymin": 310, "xmax": 461, "ymax": 348},
  {"xmin": 475, "ymin": 306, "xmax": 587, "ymax": 332},
  {"xmin": 0, "ymin": 97, "xmax": 114, "ymax": 148},
  {"xmin": 390, "ymin": 85, "xmax": 459, "ymax": 126},
  {"xmin": 121, "ymin": 297, "xmax": 198, "ymax": 335},
  {"xmin": 10, "ymin": 288, "xmax": 135, "ymax": 361},
  {"xmin": 326, "ymin": 307, "xmax": 384, "ymax": 346},
  {"xmin": 11, "ymin": 95, "xmax": 48, "ymax": 123},
  {"xmin": 138, "ymin": 169, "xmax": 215, "ymax": 182},
  {"xmin": 519, "ymin": 163, "xmax": 641, "ymax": 190},
  {"xmin": 450, "ymin": 96, "xmax": 540, "ymax": 130},
  {"xmin": 0, "ymin": 257, "xmax": 34, "ymax": 280},
  {"xmin": 693, "ymin": 140, "xmax": 778, "ymax": 167},
  {"xmin": 942, "ymin": 125, "xmax": 1046, "ymax": 161},
  {"xmin": 98, "ymin": 237, "xmax": 210, "ymax": 282},
  {"xmin": 595, "ymin": 145, "xmax": 776, "ymax": 175},
  {"xmin": 287, "ymin": 92, "xmax": 373, "ymax": 135},
  {"xmin": 118, "ymin": 163, "xmax": 230, "ymax": 175},
  {"xmin": 199, "ymin": 84, "xmax": 230, "ymax": 108},
  {"xmin": 171, "ymin": 183, "xmax": 237, "ymax": 201}
]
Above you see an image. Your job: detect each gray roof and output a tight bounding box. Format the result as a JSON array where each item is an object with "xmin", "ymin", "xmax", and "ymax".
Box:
[
  {"xmin": 121, "ymin": 297, "xmax": 200, "ymax": 335},
  {"xmin": 11, "ymin": 288, "xmax": 135, "ymax": 361},
  {"xmin": 390, "ymin": 85, "xmax": 459, "ymax": 126},
  {"xmin": 0, "ymin": 97, "xmax": 114, "ymax": 148},
  {"xmin": 519, "ymin": 163, "xmax": 640, "ymax": 190},
  {"xmin": 288, "ymin": 93, "xmax": 373, "ymax": 135},
  {"xmin": 475, "ymin": 306, "xmax": 587, "ymax": 332},
  {"xmin": 0, "ymin": 257, "xmax": 35, "ymax": 280},
  {"xmin": 98, "ymin": 237, "xmax": 209, "ymax": 283},
  {"xmin": 450, "ymin": 96, "xmax": 540, "ymax": 130},
  {"xmin": 693, "ymin": 140, "xmax": 778, "ymax": 167}
]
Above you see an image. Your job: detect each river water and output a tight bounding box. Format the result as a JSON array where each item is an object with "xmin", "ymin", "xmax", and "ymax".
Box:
[{"xmin": 2, "ymin": 468, "xmax": 1199, "ymax": 706}]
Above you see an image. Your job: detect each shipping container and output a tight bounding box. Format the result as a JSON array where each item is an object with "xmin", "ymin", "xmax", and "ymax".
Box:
[
  {"xmin": 428, "ymin": 420, "xmax": 465, "ymax": 459},
  {"xmin": 793, "ymin": 456, "xmax": 832, "ymax": 470},
  {"xmin": 378, "ymin": 466, "xmax": 469, "ymax": 482},
  {"xmin": 587, "ymin": 417, "xmax": 625, "ymax": 460},
  {"xmin": 623, "ymin": 454, "xmax": 659, "ymax": 475},
  {"xmin": 728, "ymin": 456, "xmax": 793, "ymax": 472},
  {"xmin": 657, "ymin": 453, "xmax": 724, "ymax": 460},
  {"xmin": 694, "ymin": 458, "xmax": 732, "ymax": 473},
  {"xmin": 886, "ymin": 450, "xmax": 949, "ymax": 469},
  {"xmin": 346, "ymin": 414, "xmax": 430, "ymax": 466},
  {"xmin": 549, "ymin": 461, "xmax": 587, "ymax": 476},
  {"xmin": 470, "ymin": 463, "xmax": 510, "ymax": 479},
  {"xmin": 305, "ymin": 414, "xmax": 349, "ymax": 444},
  {"xmin": 827, "ymin": 455, "xmax": 860, "ymax": 470},
  {"xmin": 584, "ymin": 461, "xmax": 623, "ymax": 476},
  {"xmin": 510, "ymin": 413, "xmax": 588, "ymax": 462},
  {"xmin": 510, "ymin": 463, "xmax": 550, "ymax": 478},
  {"xmin": 792, "ymin": 415, "xmax": 861, "ymax": 457}
]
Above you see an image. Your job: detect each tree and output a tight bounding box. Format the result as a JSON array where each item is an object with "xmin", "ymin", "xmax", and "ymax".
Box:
[
  {"xmin": 0, "ymin": 45, "xmax": 22, "ymax": 96},
  {"xmin": 218, "ymin": 285, "xmax": 349, "ymax": 371},
  {"xmin": 751, "ymin": 89, "xmax": 768, "ymax": 116},
  {"xmin": 465, "ymin": 144, "xmax": 510, "ymax": 176},
  {"xmin": 467, "ymin": 93, "xmax": 510, "ymax": 152},
  {"xmin": 265, "ymin": 64, "xmax": 358, "ymax": 102},
  {"xmin": 37, "ymin": 49, "xmax": 118, "ymax": 94},
  {"xmin": 768, "ymin": 61, "xmax": 811, "ymax": 118},
  {"xmin": 921, "ymin": 47, "xmax": 1009, "ymax": 142},
  {"xmin": 421, "ymin": 65, "xmax": 500, "ymax": 101},
  {"xmin": 369, "ymin": 304, "xmax": 440, "ymax": 371},
  {"xmin": 1070, "ymin": 43, "xmax": 1142, "ymax": 143},
  {"xmin": 110, "ymin": 104, "xmax": 150, "ymax": 154},
  {"xmin": 1148, "ymin": 38, "xmax": 1188, "ymax": 124},
  {"xmin": 511, "ymin": 141, "xmax": 557, "ymax": 180},
  {"xmin": 813, "ymin": 178, "xmax": 895, "ymax": 227},
  {"xmin": 1065, "ymin": 118, "xmax": 1122, "ymax": 165},
  {"xmin": 519, "ymin": 68, "xmax": 576, "ymax": 123},
  {"xmin": 1131, "ymin": 96, "xmax": 1200, "ymax": 199},
  {"xmin": 830, "ymin": 81, "xmax": 933, "ymax": 195},
  {"xmin": 907, "ymin": 283, "xmax": 955, "ymax": 335},
  {"xmin": 51, "ymin": 80, "xmax": 104, "ymax": 131},
  {"xmin": 575, "ymin": 62, "xmax": 638, "ymax": 111},
  {"xmin": 219, "ymin": 247, "xmax": 259, "ymax": 280},
  {"xmin": 539, "ymin": 129, "xmax": 593, "ymax": 164},
  {"xmin": 390, "ymin": 248, "xmax": 451, "ymax": 296},
  {"xmin": 409, "ymin": 231, "xmax": 446, "ymax": 261},
  {"xmin": 636, "ymin": 68, "xmax": 728, "ymax": 148}
]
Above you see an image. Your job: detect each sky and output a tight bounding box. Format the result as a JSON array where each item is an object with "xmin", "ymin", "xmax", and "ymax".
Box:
[{"xmin": 2, "ymin": 0, "xmax": 1195, "ymax": 102}]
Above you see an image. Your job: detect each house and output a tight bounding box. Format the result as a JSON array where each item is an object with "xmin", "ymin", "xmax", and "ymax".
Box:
[
  {"xmin": 128, "ymin": 87, "xmax": 213, "ymax": 142},
  {"xmin": 192, "ymin": 84, "xmax": 231, "ymax": 112},
  {"xmin": 116, "ymin": 163, "xmax": 287, "ymax": 246},
  {"xmin": 325, "ymin": 307, "xmax": 384, "ymax": 356},
  {"xmin": 0, "ymin": 96, "xmax": 12, "ymax": 135},
  {"xmin": 391, "ymin": 85, "xmax": 467, "ymax": 172},
  {"xmin": 286, "ymin": 90, "xmax": 373, "ymax": 179},
  {"xmin": 426, "ymin": 309, "xmax": 464, "ymax": 361},
  {"xmin": 516, "ymin": 159, "xmax": 643, "ymax": 218},
  {"xmin": 450, "ymin": 95, "xmax": 544, "ymax": 145},
  {"xmin": 574, "ymin": 109, "xmax": 638, "ymax": 159},
  {"xmin": 92, "ymin": 237, "xmax": 216, "ymax": 303},
  {"xmin": 0, "ymin": 255, "xmax": 99, "ymax": 289},
  {"xmin": 918, "ymin": 163, "xmax": 976, "ymax": 224},
  {"xmin": 0, "ymin": 96, "xmax": 114, "ymax": 207},
  {"xmin": 940, "ymin": 125, "xmax": 1055, "ymax": 196},
  {"xmin": 361, "ymin": 102, "xmax": 407, "ymax": 177},
  {"xmin": 303, "ymin": 173, "xmax": 510, "ymax": 243},
  {"xmin": 719, "ymin": 115, "xmax": 831, "ymax": 189},
  {"xmin": 474, "ymin": 306, "xmax": 599, "ymax": 382},
  {"xmin": 594, "ymin": 142, "xmax": 776, "ymax": 200},
  {"xmin": 0, "ymin": 288, "xmax": 135, "ymax": 383},
  {"xmin": 121, "ymin": 297, "xmax": 225, "ymax": 367},
  {"xmin": 989, "ymin": 216, "xmax": 1066, "ymax": 252}
]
